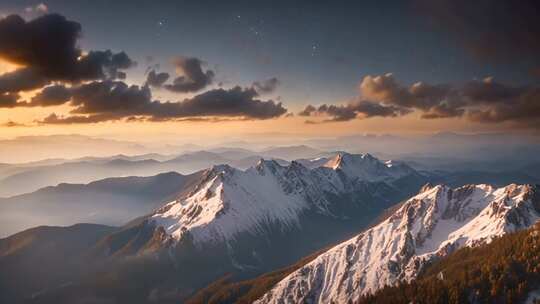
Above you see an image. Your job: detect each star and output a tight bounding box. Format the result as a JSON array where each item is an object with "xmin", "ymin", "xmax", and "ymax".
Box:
[{"xmin": 249, "ymin": 26, "xmax": 261, "ymax": 37}]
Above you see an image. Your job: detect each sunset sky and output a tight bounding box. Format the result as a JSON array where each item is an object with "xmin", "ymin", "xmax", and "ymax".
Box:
[{"xmin": 0, "ymin": 0, "xmax": 539, "ymax": 143}]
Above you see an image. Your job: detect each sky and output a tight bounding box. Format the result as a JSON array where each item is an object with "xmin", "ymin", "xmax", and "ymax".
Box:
[{"xmin": 0, "ymin": 0, "xmax": 539, "ymax": 142}]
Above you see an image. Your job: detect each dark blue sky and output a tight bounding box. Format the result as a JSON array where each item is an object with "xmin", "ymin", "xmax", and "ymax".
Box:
[{"xmin": 2, "ymin": 0, "xmax": 534, "ymax": 107}]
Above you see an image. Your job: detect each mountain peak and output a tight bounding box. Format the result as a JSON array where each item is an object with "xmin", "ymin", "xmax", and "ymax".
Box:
[
  {"xmin": 325, "ymin": 152, "xmax": 379, "ymax": 169},
  {"xmin": 149, "ymin": 153, "xmax": 421, "ymax": 246},
  {"xmin": 151, "ymin": 160, "xmax": 310, "ymax": 245},
  {"xmin": 255, "ymin": 158, "xmax": 281, "ymax": 171},
  {"xmin": 418, "ymin": 182, "xmax": 437, "ymax": 193},
  {"xmin": 323, "ymin": 152, "xmax": 416, "ymax": 182},
  {"xmin": 207, "ymin": 164, "xmax": 235, "ymax": 176}
]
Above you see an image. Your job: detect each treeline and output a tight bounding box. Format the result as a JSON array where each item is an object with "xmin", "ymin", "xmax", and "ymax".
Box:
[
  {"xmin": 185, "ymin": 249, "xmax": 323, "ymax": 304},
  {"xmin": 358, "ymin": 222, "xmax": 540, "ymax": 304},
  {"xmin": 186, "ymin": 222, "xmax": 540, "ymax": 304}
]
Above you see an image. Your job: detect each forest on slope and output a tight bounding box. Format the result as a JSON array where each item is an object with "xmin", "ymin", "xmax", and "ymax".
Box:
[{"xmin": 359, "ymin": 222, "xmax": 540, "ymax": 304}]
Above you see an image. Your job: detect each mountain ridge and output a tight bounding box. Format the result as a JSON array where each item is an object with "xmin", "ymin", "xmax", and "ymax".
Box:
[
  {"xmin": 256, "ymin": 183, "xmax": 540, "ymax": 304},
  {"xmin": 147, "ymin": 153, "xmax": 424, "ymax": 247},
  {"xmin": 0, "ymin": 152, "xmax": 429, "ymax": 303}
]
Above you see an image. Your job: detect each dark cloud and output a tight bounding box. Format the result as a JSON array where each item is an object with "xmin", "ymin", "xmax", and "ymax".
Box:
[
  {"xmin": 360, "ymin": 73, "xmax": 461, "ymax": 118},
  {"xmin": 418, "ymin": 0, "xmax": 540, "ymax": 65},
  {"xmin": 0, "ymin": 14, "xmax": 135, "ymax": 93},
  {"xmin": 32, "ymin": 81, "xmax": 286, "ymax": 124},
  {"xmin": 163, "ymin": 56, "xmax": 214, "ymax": 93},
  {"xmin": 0, "ymin": 14, "xmax": 80, "ymax": 75},
  {"xmin": 361, "ymin": 74, "xmax": 540, "ymax": 126},
  {"xmin": 420, "ymin": 103, "xmax": 465, "ymax": 119},
  {"xmin": 300, "ymin": 74, "xmax": 463, "ymax": 121},
  {"xmin": 353, "ymin": 101, "xmax": 411, "ymax": 118},
  {"xmin": 30, "ymin": 85, "xmax": 72, "ymax": 106},
  {"xmin": 302, "ymin": 73, "xmax": 540, "ymax": 128},
  {"xmin": 77, "ymin": 50, "xmax": 135, "ymax": 80},
  {"xmin": 153, "ymin": 86, "xmax": 286, "ymax": 119},
  {"xmin": 462, "ymin": 79, "xmax": 540, "ymax": 126},
  {"xmin": 435, "ymin": 77, "xmax": 540, "ymax": 126},
  {"xmin": 298, "ymin": 105, "xmax": 316, "ymax": 116},
  {"xmin": 145, "ymin": 70, "xmax": 170, "ymax": 88},
  {"xmin": 68, "ymin": 81, "xmax": 153, "ymax": 116},
  {"xmin": 0, "ymin": 13, "xmax": 286, "ymax": 124},
  {"xmin": 299, "ymin": 100, "xmax": 410, "ymax": 123},
  {"xmin": 252, "ymin": 77, "xmax": 280, "ymax": 94},
  {"xmin": 40, "ymin": 113, "xmax": 120, "ymax": 124},
  {"xmin": 0, "ymin": 68, "xmax": 48, "ymax": 94},
  {"xmin": 462, "ymin": 77, "xmax": 523, "ymax": 103}
]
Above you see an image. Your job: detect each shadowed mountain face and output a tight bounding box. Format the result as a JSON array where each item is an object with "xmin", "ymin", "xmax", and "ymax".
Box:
[
  {"xmin": 0, "ymin": 153, "xmax": 430, "ymax": 304},
  {"xmin": 0, "ymin": 171, "xmax": 204, "ymax": 237},
  {"xmin": 0, "ymin": 223, "xmax": 117, "ymax": 304}
]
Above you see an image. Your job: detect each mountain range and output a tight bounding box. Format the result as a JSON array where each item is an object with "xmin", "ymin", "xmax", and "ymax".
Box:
[
  {"xmin": 0, "ymin": 152, "xmax": 538, "ymax": 303},
  {"xmin": 2, "ymin": 140, "xmax": 539, "ymax": 198},
  {"xmin": 2, "ymin": 150, "xmax": 537, "ymax": 238},
  {"xmin": 0, "ymin": 171, "xmax": 204, "ymax": 237},
  {"xmin": 0, "ymin": 152, "xmax": 429, "ymax": 303},
  {"xmin": 0, "ymin": 146, "xmax": 323, "ymax": 197}
]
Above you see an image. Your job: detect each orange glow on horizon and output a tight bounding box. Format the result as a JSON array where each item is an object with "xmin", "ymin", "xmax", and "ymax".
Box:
[
  {"xmin": 0, "ymin": 58, "xmax": 23, "ymax": 75},
  {"xmin": 0, "ymin": 108, "xmax": 524, "ymax": 143}
]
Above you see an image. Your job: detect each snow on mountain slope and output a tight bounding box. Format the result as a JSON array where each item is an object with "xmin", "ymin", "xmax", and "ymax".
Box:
[
  {"xmin": 151, "ymin": 162, "xmax": 311, "ymax": 244},
  {"xmin": 256, "ymin": 183, "xmax": 540, "ymax": 304},
  {"xmin": 150, "ymin": 153, "xmax": 420, "ymax": 246},
  {"xmin": 324, "ymin": 153, "xmax": 417, "ymax": 181}
]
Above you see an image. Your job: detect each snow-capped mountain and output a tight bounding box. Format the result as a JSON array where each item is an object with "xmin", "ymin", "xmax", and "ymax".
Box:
[
  {"xmin": 149, "ymin": 153, "xmax": 424, "ymax": 246},
  {"xmin": 1, "ymin": 152, "xmax": 429, "ymax": 304},
  {"xmin": 256, "ymin": 183, "xmax": 540, "ymax": 304},
  {"xmin": 323, "ymin": 153, "xmax": 418, "ymax": 182},
  {"xmin": 151, "ymin": 162, "xmax": 311, "ymax": 245}
]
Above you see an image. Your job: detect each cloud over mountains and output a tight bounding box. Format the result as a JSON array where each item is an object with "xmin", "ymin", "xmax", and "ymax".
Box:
[
  {"xmin": 0, "ymin": 6, "xmax": 538, "ymax": 130},
  {"xmin": 300, "ymin": 73, "xmax": 540, "ymax": 128},
  {"xmin": 0, "ymin": 13, "xmax": 287, "ymax": 123}
]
